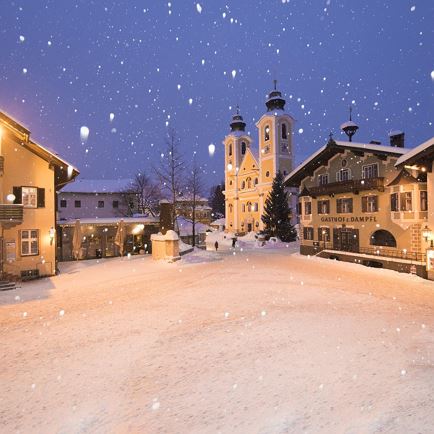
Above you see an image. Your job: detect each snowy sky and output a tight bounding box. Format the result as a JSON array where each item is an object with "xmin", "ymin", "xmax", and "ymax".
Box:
[{"xmin": 1, "ymin": 1, "xmax": 433, "ymax": 189}]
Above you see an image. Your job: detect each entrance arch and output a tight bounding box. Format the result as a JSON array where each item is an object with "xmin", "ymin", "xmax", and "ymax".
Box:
[{"xmin": 370, "ymin": 230, "xmax": 397, "ymax": 247}]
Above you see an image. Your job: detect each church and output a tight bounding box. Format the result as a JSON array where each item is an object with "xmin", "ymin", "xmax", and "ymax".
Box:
[{"xmin": 223, "ymin": 82, "xmax": 295, "ymax": 233}]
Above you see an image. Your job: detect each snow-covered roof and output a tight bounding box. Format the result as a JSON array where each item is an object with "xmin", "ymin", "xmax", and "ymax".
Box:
[
  {"xmin": 176, "ymin": 217, "xmax": 211, "ymax": 236},
  {"xmin": 340, "ymin": 121, "xmax": 358, "ymax": 129},
  {"xmin": 389, "ymin": 130, "xmax": 404, "ymax": 137},
  {"xmin": 57, "ymin": 216, "xmax": 159, "ymax": 226},
  {"xmin": 211, "ymin": 218, "xmax": 226, "ymax": 226},
  {"xmin": 395, "ymin": 136, "xmax": 434, "ymax": 167},
  {"xmin": 285, "ymin": 139, "xmax": 409, "ymax": 187},
  {"xmin": 151, "ymin": 230, "xmax": 179, "ymax": 241},
  {"xmin": 177, "ymin": 195, "xmax": 209, "ymax": 203},
  {"xmin": 61, "ymin": 178, "xmax": 135, "ymax": 193}
]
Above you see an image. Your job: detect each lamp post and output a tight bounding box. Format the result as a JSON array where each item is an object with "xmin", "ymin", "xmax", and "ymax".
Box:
[{"xmin": 422, "ymin": 225, "xmax": 433, "ymax": 248}]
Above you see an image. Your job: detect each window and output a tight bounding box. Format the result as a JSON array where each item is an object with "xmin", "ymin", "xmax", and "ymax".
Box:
[
  {"xmin": 370, "ymin": 230, "xmax": 397, "ymax": 247},
  {"xmin": 400, "ymin": 192, "xmax": 412, "ymax": 211},
  {"xmin": 390, "ymin": 193, "xmax": 399, "ymax": 212},
  {"xmin": 254, "ymin": 203, "xmax": 258, "ymax": 211},
  {"xmin": 241, "ymin": 142, "xmax": 246, "ymax": 155},
  {"xmin": 254, "ymin": 178, "xmax": 258, "ymax": 185},
  {"xmin": 281, "ymin": 144, "xmax": 288, "ymax": 152},
  {"xmin": 362, "ymin": 195, "xmax": 378, "ymax": 213},
  {"xmin": 74, "ymin": 200, "xmax": 81, "ymax": 208},
  {"xmin": 420, "ymin": 191, "xmax": 428, "ymax": 211},
  {"xmin": 241, "ymin": 181, "xmax": 245, "ymax": 189},
  {"xmin": 112, "ymin": 200, "xmax": 119, "ymax": 209},
  {"xmin": 98, "ymin": 200, "xmax": 105, "ymax": 208},
  {"xmin": 362, "ymin": 163, "xmax": 379, "ymax": 179},
  {"xmin": 60, "ymin": 199, "xmax": 67, "ymax": 208},
  {"xmin": 337, "ymin": 198, "xmax": 353, "ymax": 213},
  {"xmin": 228, "ymin": 143, "xmax": 232, "ymax": 156},
  {"xmin": 318, "ymin": 174, "xmax": 329, "ymax": 185},
  {"xmin": 304, "ymin": 201, "xmax": 312, "ymax": 215},
  {"xmin": 303, "ymin": 227, "xmax": 314, "ymax": 240},
  {"xmin": 337, "ymin": 169, "xmax": 350, "ymax": 182},
  {"xmin": 246, "ymin": 177, "xmax": 252, "ymax": 189},
  {"xmin": 229, "ymin": 204, "xmax": 233, "ymax": 213},
  {"xmin": 242, "ymin": 204, "xmax": 246, "ymax": 212},
  {"xmin": 22, "ymin": 187, "xmax": 38, "ymax": 208},
  {"xmin": 265, "ymin": 171, "xmax": 270, "ymax": 177},
  {"xmin": 318, "ymin": 227, "xmax": 330, "ymax": 242},
  {"xmin": 264, "ymin": 125, "xmax": 270, "ymax": 141},
  {"xmin": 282, "ymin": 123, "xmax": 287, "ymax": 139},
  {"xmin": 317, "ymin": 200, "xmax": 330, "ymax": 214},
  {"xmin": 21, "ymin": 230, "xmax": 38, "ymax": 256},
  {"xmin": 247, "ymin": 202, "xmax": 252, "ymax": 212},
  {"xmin": 263, "ymin": 145, "xmax": 270, "ymax": 154}
]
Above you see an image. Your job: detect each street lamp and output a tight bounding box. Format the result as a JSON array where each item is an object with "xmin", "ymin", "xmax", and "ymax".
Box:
[{"xmin": 422, "ymin": 225, "xmax": 433, "ymax": 247}]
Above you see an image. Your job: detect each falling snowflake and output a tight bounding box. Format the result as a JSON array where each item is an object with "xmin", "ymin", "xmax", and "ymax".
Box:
[
  {"xmin": 19, "ymin": 35, "xmax": 25, "ymax": 42},
  {"xmin": 208, "ymin": 143, "xmax": 216, "ymax": 156},
  {"xmin": 196, "ymin": 3, "xmax": 202, "ymax": 13},
  {"xmin": 80, "ymin": 126, "xmax": 90, "ymax": 142},
  {"xmin": 231, "ymin": 69, "xmax": 237, "ymax": 79},
  {"xmin": 188, "ymin": 98, "xmax": 193, "ymax": 105},
  {"xmin": 109, "ymin": 112, "xmax": 115, "ymax": 122}
]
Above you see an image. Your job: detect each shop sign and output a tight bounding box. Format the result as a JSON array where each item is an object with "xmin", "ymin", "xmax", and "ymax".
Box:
[{"xmin": 320, "ymin": 216, "xmax": 377, "ymax": 223}]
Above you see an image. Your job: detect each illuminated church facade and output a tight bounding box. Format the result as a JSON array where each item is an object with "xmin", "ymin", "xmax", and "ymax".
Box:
[{"xmin": 223, "ymin": 83, "xmax": 295, "ymax": 233}]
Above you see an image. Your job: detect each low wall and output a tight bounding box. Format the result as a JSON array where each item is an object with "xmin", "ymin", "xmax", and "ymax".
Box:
[{"xmin": 300, "ymin": 245, "xmax": 427, "ymax": 279}]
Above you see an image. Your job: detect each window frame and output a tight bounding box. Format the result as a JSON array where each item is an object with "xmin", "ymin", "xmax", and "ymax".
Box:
[
  {"xmin": 337, "ymin": 168, "xmax": 350, "ymax": 182},
  {"xmin": 60, "ymin": 199, "xmax": 67, "ymax": 208},
  {"xmin": 97, "ymin": 200, "xmax": 105, "ymax": 209},
  {"xmin": 362, "ymin": 163, "xmax": 379, "ymax": 179},
  {"xmin": 74, "ymin": 200, "xmax": 81, "ymax": 208},
  {"xmin": 264, "ymin": 125, "xmax": 270, "ymax": 141},
  {"xmin": 20, "ymin": 229, "xmax": 39, "ymax": 257},
  {"xmin": 318, "ymin": 174, "xmax": 329, "ymax": 186},
  {"xmin": 420, "ymin": 190, "xmax": 428, "ymax": 211},
  {"xmin": 336, "ymin": 198, "xmax": 353, "ymax": 214},
  {"xmin": 362, "ymin": 195, "xmax": 378, "ymax": 213},
  {"xmin": 22, "ymin": 187, "xmax": 38, "ymax": 209},
  {"xmin": 317, "ymin": 200, "xmax": 330, "ymax": 215},
  {"xmin": 304, "ymin": 201, "xmax": 312, "ymax": 216}
]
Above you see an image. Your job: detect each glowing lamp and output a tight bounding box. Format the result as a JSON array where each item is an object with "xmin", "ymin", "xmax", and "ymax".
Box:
[
  {"xmin": 422, "ymin": 225, "xmax": 432, "ymax": 241},
  {"xmin": 49, "ymin": 227, "xmax": 56, "ymax": 245},
  {"xmin": 6, "ymin": 194, "xmax": 16, "ymax": 203}
]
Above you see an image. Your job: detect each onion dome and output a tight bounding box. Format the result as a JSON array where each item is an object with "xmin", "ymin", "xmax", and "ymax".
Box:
[
  {"xmin": 230, "ymin": 105, "xmax": 246, "ymax": 132},
  {"xmin": 265, "ymin": 80, "xmax": 286, "ymax": 111}
]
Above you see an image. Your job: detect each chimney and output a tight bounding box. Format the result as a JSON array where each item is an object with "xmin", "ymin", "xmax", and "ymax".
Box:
[
  {"xmin": 369, "ymin": 140, "xmax": 381, "ymax": 145},
  {"xmin": 389, "ymin": 131, "xmax": 405, "ymax": 148}
]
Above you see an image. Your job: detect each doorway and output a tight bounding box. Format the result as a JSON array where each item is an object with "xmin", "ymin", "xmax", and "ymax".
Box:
[{"xmin": 333, "ymin": 227, "xmax": 359, "ymax": 252}]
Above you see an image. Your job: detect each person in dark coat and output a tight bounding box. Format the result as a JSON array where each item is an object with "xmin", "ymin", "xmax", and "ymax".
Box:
[
  {"xmin": 232, "ymin": 238, "xmax": 236, "ymax": 248},
  {"xmin": 214, "ymin": 241, "xmax": 219, "ymax": 251}
]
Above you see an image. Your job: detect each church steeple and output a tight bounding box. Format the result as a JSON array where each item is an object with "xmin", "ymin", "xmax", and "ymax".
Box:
[
  {"xmin": 229, "ymin": 105, "xmax": 246, "ymax": 132},
  {"xmin": 265, "ymin": 80, "xmax": 286, "ymax": 111}
]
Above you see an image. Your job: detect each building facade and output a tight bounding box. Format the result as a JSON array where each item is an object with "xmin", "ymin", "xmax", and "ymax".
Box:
[
  {"xmin": 224, "ymin": 83, "xmax": 296, "ymax": 234},
  {"xmin": 176, "ymin": 195, "xmax": 212, "ymax": 225},
  {"xmin": 285, "ymin": 132, "xmax": 433, "ymax": 278},
  {"xmin": 58, "ymin": 179, "xmax": 136, "ymax": 220},
  {"xmin": 0, "ymin": 111, "xmax": 78, "ymax": 280}
]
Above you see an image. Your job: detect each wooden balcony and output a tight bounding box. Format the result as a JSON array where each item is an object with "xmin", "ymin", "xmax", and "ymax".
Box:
[
  {"xmin": 309, "ymin": 177, "xmax": 384, "ymax": 197},
  {"xmin": 0, "ymin": 204, "xmax": 24, "ymax": 225}
]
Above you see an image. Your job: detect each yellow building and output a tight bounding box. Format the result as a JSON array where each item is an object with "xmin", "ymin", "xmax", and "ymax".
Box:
[
  {"xmin": 0, "ymin": 112, "xmax": 78, "ymax": 280},
  {"xmin": 285, "ymin": 131, "xmax": 434, "ymax": 279},
  {"xmin": 224, "ymin": 82, "xmax": 294, "ymax": 233}
]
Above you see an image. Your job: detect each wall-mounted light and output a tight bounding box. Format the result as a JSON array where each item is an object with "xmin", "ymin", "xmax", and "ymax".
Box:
[
  {"xmin": 6, "ymin": 193, "xmax": 16, "ymax": 203},
  {"xmin": 422, "ymin": 225, "xmax": 432, "ymax": 242},
  {"xmin": 49, "ymin": 227, "xmax": 56, "ymax": 245}
]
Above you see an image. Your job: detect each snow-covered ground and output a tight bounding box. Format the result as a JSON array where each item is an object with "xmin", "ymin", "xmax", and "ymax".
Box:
[{"xmin": 1, "ymin": 243, "xmax": 434, "ymax": 433}]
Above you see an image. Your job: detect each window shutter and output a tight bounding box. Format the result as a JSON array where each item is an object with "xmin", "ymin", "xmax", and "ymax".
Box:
[
  {"xmin": 349, "ymin": 199, "xmax": 353, "ymax": 213},
  {"xmin": 336, "ymin": 199, "xmax": 341, "ymax": 213},
  {"xmin": 318, "ymin": 228, "xmax": 322, "ymax": 241},
  {"xmin": 317, "ymin": 201, "xmax": 321, "ymax": 214},
  {"xmin": 13, "ymin": 187, "xmax": 22, "ymax": 204},
  {"xmin": 37, "ymin": 188, "xmax": 45, "ymax": 208},
  {"xmin": 373, "ymin": 196, "xmax": 378, "ymax": 211},
  {"xmin": 362, "ymin": 197, "xmax": 367, "ymax": 213},
  {"xmin": 400, "ymin": 193, "xmax": 406, "ymax": 211},
  {"xmin": 303, "ymin": 227, "xmax": 307, "ymax": 240}
]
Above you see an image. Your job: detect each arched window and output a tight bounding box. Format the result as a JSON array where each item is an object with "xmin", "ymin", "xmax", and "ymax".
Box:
[
  {"xmin": 246, "ymin": 177, "xmax": 252, "ymax": 189},
  {"xmin": 254, "ymin": 178, "xmax": 258, "ymax": 185},
  {"xmin": 229, "ymin": 204, "xmax": 233, "ymax": 213},
  {"xmin": 254, "ymin": 203, "xmax": 258, "ymax": 211},
  {"xmin": 370, "ymin": 230, "xmax": 397, "ymax": 247},
  {"xmin": 247, "ymin": 202, "xmax": 252, "ymax": 212},
  {"xmin": 241, "ymin": 141, "xmax": 246, "ymax": 155},
  {"xmin": 266, "ymin": 171, "xmax": 270, "ymax": 177},
  {"xmin": 264, "ymin": 125, "xmax": 270, "ymax": 141},
  {"xmin": 242, "ymin": 204, "xmax": 246, "ymax": 212},
  {"xmin": 228, "ymin": 143, "xmax": 232, "ymax": 156},
  {"xmin": 241, "ymin": 181, "xmax": 245, "ymax": 189},
  {"xmin": 282, "ymin": 123, "xmax": 287, "ymax": 139}
]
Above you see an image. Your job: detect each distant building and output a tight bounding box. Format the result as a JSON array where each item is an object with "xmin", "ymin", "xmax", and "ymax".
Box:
[
  {"xmin": 176, "ymin": 195, "xmax": 212, "ymax": 224},
  {"xmin": 223, "ymin": 82, "xmax": 297, "ymax": 234},
  {"xmin": 285, "ymin": 126, "xmax": 434, "ymax": 279},
  {"xmin": 58, "ymin": 179, "xmax": 136, "ymax": 220},
  {"xmin": 0, "ymin": 111, "xmax": 78, "ymax": 280}
]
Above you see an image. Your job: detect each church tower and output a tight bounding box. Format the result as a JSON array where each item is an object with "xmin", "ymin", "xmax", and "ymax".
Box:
[
  {"xmin": 256, "ymin": 81, "xmax": 294, "ymax": 185},
  {"xmin": 223, "ymin": 107, "xmax": 253, "ymax": 232}
]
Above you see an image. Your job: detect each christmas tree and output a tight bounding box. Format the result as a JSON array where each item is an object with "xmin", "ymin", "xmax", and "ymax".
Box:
[{"xmin": 261, "ymin": 171, "xmax": 297, "ymax": 242}]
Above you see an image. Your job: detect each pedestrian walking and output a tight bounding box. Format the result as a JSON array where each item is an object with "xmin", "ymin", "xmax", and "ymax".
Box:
[
  {"xmin": 232, "ymin": 238, "xmax": 236, "ymax": 248},
  {"xmin": 214, "ymin": 241, "xmax": 219, "ymax": 251}
]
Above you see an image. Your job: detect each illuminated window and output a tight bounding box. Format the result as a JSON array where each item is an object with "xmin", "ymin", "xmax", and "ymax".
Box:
[
  {"xmin": 22, "ymin": 187, "xmax": 37, "ymax": 208},
  {"xmin": 420, "ymin": 191, "xmax": 428, "ymax": 211},
  {"xmin": 362, "ymin": 195, "xmax": 378, "ymax": 213},
  {"xmin": 228, "ymin": 143, "xmax": 232, "ymax": 156},
  {"xmin": 264, "ymin": 125, "xmax": 270, "ymax": 141},
  {"xmin": 241, "ymin": 142, "xmax": 246, "ymax": 155},
  {"xmin": 282, "ymin": 123, "xmax": 287, "ymax": 139}
]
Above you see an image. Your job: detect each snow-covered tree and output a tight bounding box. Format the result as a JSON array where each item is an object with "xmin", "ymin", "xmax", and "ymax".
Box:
[
  {"xmin": 261, "ymin": 171, "xmax": 296, "ymax": 242},
  {"xmin": 209, "ymin": 182, "xmax": 225, "ymax": 218},
  {"xmin": 124, "ymin": 172, "xmax": 160, "ymax": 216}
]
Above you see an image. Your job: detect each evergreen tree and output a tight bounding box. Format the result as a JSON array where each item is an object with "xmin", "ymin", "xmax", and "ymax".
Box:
[
  {"xmin": 261, "ymin": 171, "xmax": 297, "ymax": 242},
  {"xmin": 209, "ymin": 182, "xmax": 225, "ymax": 218}
]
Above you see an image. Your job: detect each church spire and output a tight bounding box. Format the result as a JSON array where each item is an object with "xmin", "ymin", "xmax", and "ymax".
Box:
[
  {"xmin": 265, "ymin": 80, "xmax": 286, "ymax": 111},
  {"xmin": 229, "ymin": 105, "xmax": 246, "ymax": 132}
]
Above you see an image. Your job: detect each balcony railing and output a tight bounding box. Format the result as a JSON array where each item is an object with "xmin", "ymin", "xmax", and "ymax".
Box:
[
  {"xmin": 359, "ymin": 246, "xmax": 425, "ymax": 262},
  {"xmin": 309, "ymin": 177, "xmax": 384, "ymax": 197},
  {"xmin": 0, "ymin": 204, "xmax": 24, "ymax": 223}
]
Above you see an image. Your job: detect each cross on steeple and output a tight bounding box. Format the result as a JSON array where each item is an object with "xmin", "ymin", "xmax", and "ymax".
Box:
[
  {"xmin": 273, "ymin": 79, "xmax": 277, "ymax": 90},
  {"xmin": 349, "ymin": 105, "xmax": 353, "ymax": 121}
]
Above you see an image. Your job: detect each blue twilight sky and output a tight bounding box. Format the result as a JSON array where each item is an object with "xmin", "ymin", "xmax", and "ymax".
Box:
[{"xmin": 0, "ymin": 1, "xmax": 433, "ymax": 190}]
